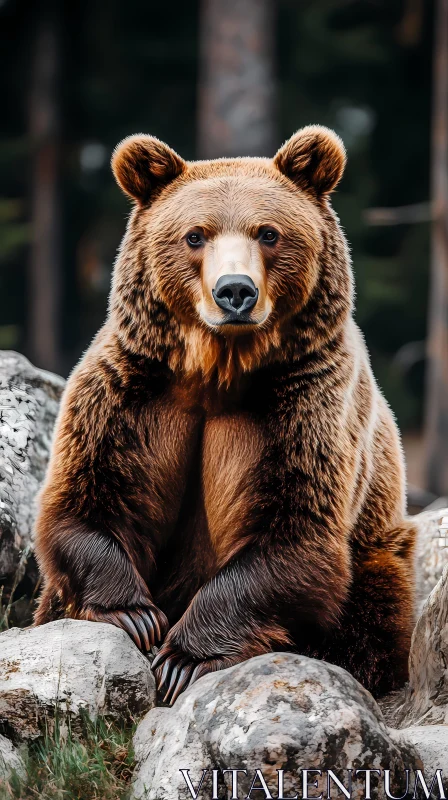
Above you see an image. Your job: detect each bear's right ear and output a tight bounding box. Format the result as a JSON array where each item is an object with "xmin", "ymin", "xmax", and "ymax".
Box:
[
  {"xmin": 273, "ymin": 125, "xmax": 346, "ymax": 196},
  {"xmin": 111, "ymin": 135, "xmax": 186, "ymax": 205}
]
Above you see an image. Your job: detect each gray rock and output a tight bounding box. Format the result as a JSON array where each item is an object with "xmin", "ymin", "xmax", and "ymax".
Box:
[
  {"xmin": 374, "ymin": 511, "xmax": 448, "ymax": 727},
  {"xmin": 0, "ymin": 619, "xmax": 156, "ymax": 742},
  {"xmin": 0, "ymin": 350, "xmax": 64, "ymax": 585},
  {"xmin": 131, "ymin": 653, "xmax": 421, "ymax": 800},
  {"xmin": 398, "ymin": 726, "xmax": 448, "ymax": 775},
  {"xmin": 0, "ymin": 734, "xmax": 25, "ymax": 785},
  {"xmin": 389, "ymin": 564, "xmax": 448, "ymax": 729},
  {"xmin": 414, "ymin": 507, "xmax": 448, "ymax": 612}
]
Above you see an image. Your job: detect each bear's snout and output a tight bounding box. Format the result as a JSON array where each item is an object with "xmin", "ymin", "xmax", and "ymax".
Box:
[{"xmin": 212, "ymin": 274, "xmax": 259, "ymax": 319}]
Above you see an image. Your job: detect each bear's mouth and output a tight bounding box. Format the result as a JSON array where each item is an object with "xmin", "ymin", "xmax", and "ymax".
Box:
[
  {"xmin": 220, "ymin": 312, "xmax": 257, "ymax": 326},
  {"xmin": 202, "ymin": 310, "xmax": 268, "ymax": 329}
]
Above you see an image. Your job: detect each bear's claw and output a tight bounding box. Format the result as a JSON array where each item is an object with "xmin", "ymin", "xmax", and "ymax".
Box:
[
  {"xmin": 152, "ymin": 644, "xmax": 230, "ymax": 705},
  {"xmin": 82, "ymin": 605, "xmax": 169, "ymax": 652}
]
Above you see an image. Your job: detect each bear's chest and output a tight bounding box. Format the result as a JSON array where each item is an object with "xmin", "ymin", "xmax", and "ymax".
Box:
[{"xmin": 200, "ymin": 412, "xmax": 265, "ymax": 563}]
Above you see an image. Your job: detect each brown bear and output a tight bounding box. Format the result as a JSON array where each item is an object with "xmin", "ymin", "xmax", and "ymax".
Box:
[{"xmin": 34, "ymin": 125, "xmax": 416, "ymax": 705}]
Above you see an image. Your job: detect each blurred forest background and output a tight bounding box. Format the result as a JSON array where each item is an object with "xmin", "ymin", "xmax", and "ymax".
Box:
[{"xmin": 0, "ymin": 0, "xmax": 447, "ymax": 503}]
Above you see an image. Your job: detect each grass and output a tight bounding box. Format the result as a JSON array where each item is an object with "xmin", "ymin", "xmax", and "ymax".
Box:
[{"xmin": 0, "ymin": 716, "xmax": 136, "ymax": 800}]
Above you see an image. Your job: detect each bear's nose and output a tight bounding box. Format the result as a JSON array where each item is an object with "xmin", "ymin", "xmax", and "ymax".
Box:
[{"xmin": 212, "ymin": 274, "xmax": 259, "ymax": 313}]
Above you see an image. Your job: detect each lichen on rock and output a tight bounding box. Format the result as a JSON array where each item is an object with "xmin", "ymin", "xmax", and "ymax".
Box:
[{"xmin": 0, "ymin": 350, "xmax": 64, "ymax": 587}]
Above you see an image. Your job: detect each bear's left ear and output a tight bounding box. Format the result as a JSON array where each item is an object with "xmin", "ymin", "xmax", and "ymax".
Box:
[
  {"xmin": 273, "ymin": 125, "xmax": 346, "ymax": 195},
  {"xmin": 112, "ymin": 134, "xmax": 186, "ymax": 205}
]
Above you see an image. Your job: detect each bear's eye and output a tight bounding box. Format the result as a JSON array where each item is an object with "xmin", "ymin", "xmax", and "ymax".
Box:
[
  {"xmin": 186, "ymin": 231, "xmax": 203, "ymax": 248},
  {"xmin": 260, "ymin": 228, "xmax": 278, "ymax": 245}
]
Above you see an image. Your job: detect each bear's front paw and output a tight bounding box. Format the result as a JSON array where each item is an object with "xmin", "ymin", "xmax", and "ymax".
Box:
[
  {"xmin": 80, "ymin": 604, "xmax": 169, "ymax": 652},
  {"xmin": 151, "ymin": 632, "xmax": 235, "ymax": 705}
]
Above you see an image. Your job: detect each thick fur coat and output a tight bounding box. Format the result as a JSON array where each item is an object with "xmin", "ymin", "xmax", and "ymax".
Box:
[{"xmin": 34, "ymin": 126, "xmax": 416, "ymax": 704}]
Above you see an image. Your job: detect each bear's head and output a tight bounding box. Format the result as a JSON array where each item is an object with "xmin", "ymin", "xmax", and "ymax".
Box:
[{"xmin": 110, "ymin": 126, "xmax": 352, "ymax": 384}]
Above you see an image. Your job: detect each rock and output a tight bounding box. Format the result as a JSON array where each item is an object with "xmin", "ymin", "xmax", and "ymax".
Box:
[
  {"xmin": 131, "ymin": 653, "xmax": 421, "ymax": 800},
  {"xmin": 414, "ymin": 507, "xmax": 448, "ymax": 612},
  {"xmin": 398, "ymin": 726, "xmax": 448, "ymax": 775},
  {"xmin": 367, "ymin": 511, "xmax": 448, "ymax": 727},
  {"xmin": 0, "ymin": 351, "xmax": 64, "ymax": 587},
  {"xmin": 0, "ymin": 734, "xmax": 25, "ymax": 784},
  {"xmin": 388, "ymin": 564, "xmax": 448, "ymax": 728},
  {"xmin": 0, "ymin": 619, "xmax": 156, "ymax": 742}
]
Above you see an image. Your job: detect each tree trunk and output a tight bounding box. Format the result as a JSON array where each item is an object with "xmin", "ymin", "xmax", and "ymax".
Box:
[
  {"xmin": 28, "ymin": 5, "xmax": 61, "ymax": 373},
  {"xmin": 198, "ymin": 0, "xmax": 277, "ymax": 159},
  {"xmin": 424, "ymin": 0, "xmax": 448, "ymax": 496}
]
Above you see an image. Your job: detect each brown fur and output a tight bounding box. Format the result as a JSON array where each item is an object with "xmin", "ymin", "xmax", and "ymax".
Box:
[{"xmin": 34, "ymin": 126, "xmax": 416, "ymax": 703}]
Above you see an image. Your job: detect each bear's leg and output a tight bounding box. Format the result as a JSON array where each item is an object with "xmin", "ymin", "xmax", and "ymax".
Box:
[
  {"xmin": 152, "ymin": 534, "xmax": 351, "ymax": 704},
  {"xmin": 310, "ymin": 544, "xmax": 415, "ymax": 697},
  {"xmin": 33, "ymin": 350, "xmax": 203, "ymax": 651},
  {"xmin": 34, "ymin": 522, "xmax": 169, "ymax": 650}
]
